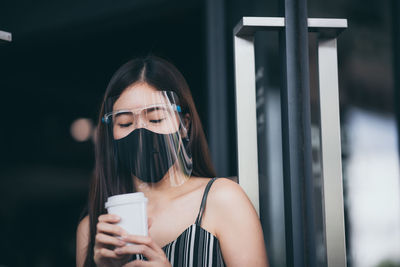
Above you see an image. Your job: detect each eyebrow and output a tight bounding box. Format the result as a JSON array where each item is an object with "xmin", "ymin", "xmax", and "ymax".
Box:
[
  {"xmin": 113, "ymin": 111, "xmax": 132, "ymax": 118},
  {"xmin": 146, "ymin": 106, "xmax": 167, "ymax": 113},
  {"xmin": 113, "ymin": 106, "xmax": 167, "ymax": 116}
]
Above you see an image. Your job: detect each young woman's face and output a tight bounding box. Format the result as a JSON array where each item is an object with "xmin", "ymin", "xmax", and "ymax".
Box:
[{"xmin": 111, "ymin": 83, "xmax": 180, "ymax": 139}]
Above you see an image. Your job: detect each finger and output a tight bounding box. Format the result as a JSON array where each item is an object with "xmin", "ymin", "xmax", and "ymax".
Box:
[
  {"xmin": 122, "ymin": 260, "xmax": 152, "ymax": 267},
  {"xmin": 99, "ymin": 214, "xmax": 120, "ymax": 223},
  {"xmin": 148, "ymin": 217, "xmax": 153, "ymax": 229},
  {"xmin": 95, "ymin": 247, "xmax": 125, "ymax": 259},
  {"xmin": 114, "ymin": 244, "xmax": 158, "ymax": 260},
  {"xmin": 122, "ymin": 234, "xmax": 164, "ymax": 254},
  {"xmin": 96, "ymin": 233, "xmax": 126, "ymax": 247},
  {"xmin": 121, "ymin": 235, "xmax": 152, "ymax": 246},
  {"xmin": 97, "ymin": 221, "xmax": 127, "ymax": 237}
]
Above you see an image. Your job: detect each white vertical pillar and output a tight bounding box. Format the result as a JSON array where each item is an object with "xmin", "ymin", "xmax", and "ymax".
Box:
[
  {"xmin": 233, "ymin": 34, "xmax": 260, "ymax": 215},
  {"xmin": 317, "ymin": 37, "xmax": 347, "ymax": 267}
]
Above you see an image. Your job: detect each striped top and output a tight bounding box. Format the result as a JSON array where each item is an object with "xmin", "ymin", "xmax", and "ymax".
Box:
[{"xmin": 133, "ymin": 177, "xmax": 226, "ymax": 266}]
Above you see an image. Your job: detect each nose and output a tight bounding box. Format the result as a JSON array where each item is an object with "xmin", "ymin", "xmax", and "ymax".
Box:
[{"xmin": 133, "ymin": 113, "xmax": 147, "ymax": 130}]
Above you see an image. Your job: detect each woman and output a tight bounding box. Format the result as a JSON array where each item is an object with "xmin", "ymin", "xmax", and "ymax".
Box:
[{"xmin": 76, "ymin": 55, "xmax": 269, "ymax": 267}]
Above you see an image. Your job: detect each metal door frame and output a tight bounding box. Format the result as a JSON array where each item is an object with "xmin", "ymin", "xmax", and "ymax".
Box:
[{"xmin": 233, "ymin": 17, "xmax": 347, "ymax": 266}]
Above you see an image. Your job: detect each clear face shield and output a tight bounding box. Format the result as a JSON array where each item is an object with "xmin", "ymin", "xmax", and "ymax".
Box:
[{"xmin": 102, "ymin": 90, "xmax": 192, "ymax": 191}]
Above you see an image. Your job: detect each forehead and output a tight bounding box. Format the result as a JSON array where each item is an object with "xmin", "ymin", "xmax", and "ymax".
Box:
[{"xmin": 113, "ymin": 83, "xmax": 165, "ymax": 111}]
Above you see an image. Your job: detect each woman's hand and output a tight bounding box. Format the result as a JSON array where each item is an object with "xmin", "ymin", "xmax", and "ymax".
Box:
[
  {"xmin": 115, "ymin": 234, "xmax": 172, "ymax": 267},
  {"xmin": 94, "ymin": 214, "xmax": 130, "ymax": 267}
]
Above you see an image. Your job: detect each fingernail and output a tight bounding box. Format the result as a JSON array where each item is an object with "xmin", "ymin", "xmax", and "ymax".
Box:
[{"xmin": 112, "ymin": 215, "xmax": 120, "ymax": 220}]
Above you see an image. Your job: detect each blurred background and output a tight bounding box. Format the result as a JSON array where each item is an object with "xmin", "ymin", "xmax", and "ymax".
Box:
[{"xmin": 0, "ymin": 0, "xmax": 399, "ymax": 266}]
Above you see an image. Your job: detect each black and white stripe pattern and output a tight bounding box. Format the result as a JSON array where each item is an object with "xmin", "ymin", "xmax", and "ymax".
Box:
[
  {"xmin": 162, "ymin": 223, "xmax": 225, "ymax": 267},
  {"xmin": 133, "ymin": 178, "xmax": 225, "ymax": 266},
  {"xmin": 134, "ymin": 223, "xmax": 225, "ymax": 266}
]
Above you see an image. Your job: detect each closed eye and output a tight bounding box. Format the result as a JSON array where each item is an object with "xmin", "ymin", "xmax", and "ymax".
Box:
[
  {"xmin": 118, "ymin": 123, "xmax": 133, "ymax": 128},
  {"xmin": 150, "ymin": 118, "xmax": 165, "ymax": 123}
]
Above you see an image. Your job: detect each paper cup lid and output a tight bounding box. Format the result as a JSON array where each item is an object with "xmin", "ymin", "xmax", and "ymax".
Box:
[{"xmin": 105, "ymin": 192, "xmax": 147, "ymax": 209}]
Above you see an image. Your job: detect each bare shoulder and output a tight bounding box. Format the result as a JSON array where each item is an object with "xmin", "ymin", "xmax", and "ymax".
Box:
[
  {"xmin": 76, "ymin": 215, "xmax": 89, "ymax": 267},
  {"xmin": 208, "ymin": 177, "xmax": 253, "ymax": 209},
  {"xmin": 77, "ymin": 215, "xmax": 90, "ymax": 235},
  {"xmin": 188, "ymin": 177, "xmax": 243, "ymax": 203},
  {"xmin": 212, "ymin": 177, "xmax": 243, "ymax": 192},
  {"xmin": 206, "ymin": 178, "xmax": 269, "ymax": 266},
  {"xmin": 206, "ymin": 177, "xmax": 259, "ymax": 229}
]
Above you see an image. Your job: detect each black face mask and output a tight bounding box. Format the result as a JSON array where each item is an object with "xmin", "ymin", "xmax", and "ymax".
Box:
[{"xmin": 114, "ymin": 128, "xmax": 180, "ymax": 183}]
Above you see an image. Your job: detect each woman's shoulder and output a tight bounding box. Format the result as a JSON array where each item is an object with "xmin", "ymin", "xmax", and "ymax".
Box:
[
  {"xmin": 208, "ymin": 177, "xmax": 249, "ymax": 205},
  {"xmin": 78, "ymin": 215, "xmax": 89, "ymax": 227},
  {"xmin": 205, "ymin": 178, "xmax": 269, "ymax": 265},
  {"xmin": 206, "ymin": 177, "xmax": 258, "ymax": 225},
  {"xmin": 190, "ymin": 176, "xmax": 245, "ymax": 200},
  {"xmin": 77, "ymin": 215, "xmax": 90, "ymax": 238},
  {"xmin": 76, "ymin": 215, "xmax": 90, "ymax": 266},
  {"xmin": 188, "ymin": 177, "xmax": 240, "ymax": 196}
]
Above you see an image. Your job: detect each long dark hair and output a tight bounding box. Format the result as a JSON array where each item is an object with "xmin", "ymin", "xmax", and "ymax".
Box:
[{"xmin": 83, "ymin": 55, "xmax": 216, "ymax": 266}]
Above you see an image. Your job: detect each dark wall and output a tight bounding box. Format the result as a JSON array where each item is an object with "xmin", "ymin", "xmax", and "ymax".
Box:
[{"xmin": 0, "ymin": 1, "xmax": 206, "ymax": 265}]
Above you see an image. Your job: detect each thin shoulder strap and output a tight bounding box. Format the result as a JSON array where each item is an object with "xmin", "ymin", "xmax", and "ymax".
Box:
[{"xmin": 195, "ymin": 177, "xmax": 218, "ymax": 226}]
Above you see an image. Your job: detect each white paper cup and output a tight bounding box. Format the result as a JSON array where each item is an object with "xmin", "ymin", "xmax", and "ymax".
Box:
[{"xmin": 105, "ymin": 192, "xmax": 148, "ymax": 240}]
